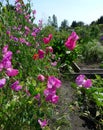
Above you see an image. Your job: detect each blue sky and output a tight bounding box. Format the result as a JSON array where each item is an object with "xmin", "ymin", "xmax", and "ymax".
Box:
[{"xmin": 2, "ymin": 0, "xmax": 103, "ymax": 26}]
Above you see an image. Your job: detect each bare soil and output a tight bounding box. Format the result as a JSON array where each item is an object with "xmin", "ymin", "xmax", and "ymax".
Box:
[{"xmin": 51, "ymin": 80, "xmax": 91, "ymax": 130}]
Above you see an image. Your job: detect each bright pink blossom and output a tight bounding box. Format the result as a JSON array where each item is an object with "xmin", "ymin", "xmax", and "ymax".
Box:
[
  {"xmin": 6, "ymin": 68, "xmax": 19, "ymax": 77},
  {"xmin": 38, "ymin": 49, "xmax": 45, "ymax": 59},
  {"xmin": 43, "ymin": 34, "xmax": 52, "ymax": 44},
  {"xmin": 76, "ymin": 75, "xmax": 92, "ymax": 88},
  {"xmin": 2, "ymin": 60, "xmax": 12, "ymax": 69},
  {"xmin": 65, "ymin": 32, "xmax": 79, "ymax": 50},
  {"xmin": 38, "ymin": 119, "xmax": 48, "ymax": 128},
  {"xmin": 47, "ymin": 76, "xmax": 61, "ymax": 89},
  {"xmin": 83, "ymin": 79, "xmax": 92, "ymax": 88},
  {"xmin": 75, "ymin": 74, "xmax": 85, "ymax": 86},
  {"xmin": 3, "ymin": 51, "xmax": 12, "ymax": 60},
  {"xmin": 2, "ymin": 45, "xmax": 9, "ymax": 54},
  {"xmin": 51, "ymin": 94, "xmax": 59, "ymax": 104},
  {"xmin": 11, "ymin": 81, "xmax": 22, "ymax": 91},
  {"xmin": 37, "ymin": 74, "xmax": 45, "ymax": 82},
  {"xmin": 0, "ymin": 78, "xmax": 6, "ymax": 88}
]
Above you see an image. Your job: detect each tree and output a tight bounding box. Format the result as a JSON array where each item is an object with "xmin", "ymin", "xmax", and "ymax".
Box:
[
  {"xmin": 71, "ymin": 21, "xmax": 77, "ymax": 28},
  {"xmin": 97, "ymin": 16, "xmax": 103, "ymax": 24},
  {"xmin": 59, "ymin": 19, "xmax": 69, "ymax": 31},
  {"xmin": 47, "ymin": 14, "xmax": 58, "ymax": 28}
]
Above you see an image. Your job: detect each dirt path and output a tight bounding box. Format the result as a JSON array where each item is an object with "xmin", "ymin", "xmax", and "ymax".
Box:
[{"xmin": 56, "ymin": 80, "xmax": 91, "ymax": 130}]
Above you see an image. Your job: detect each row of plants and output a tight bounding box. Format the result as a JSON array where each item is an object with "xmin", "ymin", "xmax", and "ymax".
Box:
[
  {"xmin": 0, "ymin": 0, "xmax": 80, "ymax": 129},
  {"xmin": 71, "ymin": 75, "xmax": 103, "ymax": 130},
  {"xmin": 1, "ymin": 0, "xmax": 103, "ymax": 130}
]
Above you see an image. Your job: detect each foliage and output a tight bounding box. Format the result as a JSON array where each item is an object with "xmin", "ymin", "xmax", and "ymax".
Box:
[{"xmin": 72, "ymin": 75, "xmax": 103, "ymax": 130}]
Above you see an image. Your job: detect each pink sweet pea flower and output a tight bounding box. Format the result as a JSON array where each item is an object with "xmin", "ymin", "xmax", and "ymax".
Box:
[
  {"xmin": 51, "ymin": 94, "xmax": 59, "ymax": 104},
  {"xmin": 65, "ymin": 31, "xmax": 79, "ymax": 50},
  {"xmin": 83, "ymin": 79, "xmax": 92, "ymax": 88},
  {"xmin": 46, "ymin": 46, "xmax": 53, "ymax": 53},
  {"xmin": 38, "ymin": 119, "xmax": 48, "ymax": 128},
  {"xmin": 44, "ymin": 88, "xmax": 56, "ymax": 97},
  {"xmin": 6, "ymin": 68, "xmax": 19, "ymax": 77},
  {"xmin": 2, "ymin": 45, "xmax": 9, "ymax": 54},
  {"xmin": 38, "ymin": 49, "xmax": 45, "ymax": 59},
  {"xmin": 75, "ymin": 74, "xmax": 85, "ymax": 86},
  {"xmin": 47, "ymin": 76, "xmax": 61, "ymax": 89},
  {"xmin": 11, "ymin": 81, "xmax": 22, "ymax": 91},
  {"xmin": 43, "ymin": 34, "xmax": 52, "ymax": 44},
  {"xmin": 0, "ymin": 78, "xmax": 6, "ymax": 88},
  {"xmin": 51, "ymin": 61, "xmax": 57, "ymax": 66},
  {"xmin": 3, "ymin": 51, "xmax": 13, "ymax": 60},
  {"xmin": 44, "ymin": 89, "xmax": 59, "ymax": 104},
  {"xmin": 37, "ymin": 74, "xmax": 45, "ymax": 82},
  {"xmin": 2, "ymin": 60, "xmax": 12, "ymax": 69}
]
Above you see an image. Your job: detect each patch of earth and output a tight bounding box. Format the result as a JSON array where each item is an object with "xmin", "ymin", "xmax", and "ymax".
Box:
[{"xmin": 50, "ymin": 80, "xmax": 92, "ymax": 130}]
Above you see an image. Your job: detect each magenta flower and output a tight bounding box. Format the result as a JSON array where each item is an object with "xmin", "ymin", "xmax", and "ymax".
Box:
[
  {"xmin": 6, "ymin": 68, "xmax": 19, "ymax": 77},
  {"xmin": 47, "ymin": 76, "xmax": 61, "ymax": 89},
  {"xmin": 2, "ymin": 45, "xmax": 9, "ymax": 54},
  {"xmin": 65, "ymin": 32, "xmax": 79, "ymax": 50},
  {"xmin": 6, "ymin": 30, "xmax": 11, "ymax": 36},
  {"xmin": 83, "ymin": 79, "xmax": 92, "ymax": 88},
  {"xmin": 2, "ymin": 60, "xmax": 12, "ymax": 69},
  {"xmin": 0, "ymin": 78, "xmax": 6, "ymax": 88},
  {"xmin": 37, "ymin": 74, "xmax": 45, "ymax": 82},
  {"xmin": 43, "ymin": 34, "xmax": 52, "ymax": 44},
  {"xmin": 31, "ymin": 32, "xmax": 36, "ymax": 37},
  {"xmin": 3, "ymin": 51, "xmax": 13, "ymax": 60},
  {"xmin": 75, "ymin": 74, "xmax": 85, "ymax": 86},
  {"xmin": 38, "ymin": 119, "xmax": 48, "ymax": 128},
  {"xmin": 44, "ymin": 88, "xmax": 56, "ymax": 97},
  {"xmin": 11, "ymin": 81, "xmax": 22, "ymax": 91},
  {"xmin": 38, "ymin": 49, "xmax": 45, "ymax": 59},
  {"xmin": 76, "ymin": 75, "xmax": 92, "ymax": 88},
  {"xmin": 44, "ymin": 89, "xmax": 58, "ymax": 104},
  {"xmin": 51, "ymin": 94, "xmax": 59, "ymax": 104}
]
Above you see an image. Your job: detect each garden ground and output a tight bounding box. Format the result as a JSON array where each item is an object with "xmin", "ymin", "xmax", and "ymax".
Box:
[{"xmin": 52, "ymin": 80, "xmax": 92, "ymax": 130}]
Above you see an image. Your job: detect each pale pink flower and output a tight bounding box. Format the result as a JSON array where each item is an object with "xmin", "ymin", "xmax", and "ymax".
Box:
[
  {"xmin": 46, "ymin": 46, "xmax": 53, "ymax": 53},
  {"xmin": 38, "ymin": 119, "xmax": 48, "ymax": 128},
  {"xmin": 37, "ymin": 74, "xmax": 45, "ymax": 82},
  {"xmin": 2, "ymin": 45, "xmax": 9, "ymax": 54},
  {"xmin": 51, "ymin": 61, "xmax": 57, "ymax": 66},
  {"xmin": 0, "ymin": 78, "xmax": 6, "ymax": 88}
]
